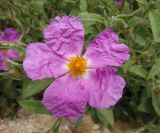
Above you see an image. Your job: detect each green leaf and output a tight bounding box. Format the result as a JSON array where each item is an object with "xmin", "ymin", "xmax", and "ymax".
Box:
[
  {"xmin": 80, "ymin": 0, "xmax": 87, "ymax": 12},
  {"xmin": 149, "ymin": 10, "xmax": 160, "ymax": 42},
  {"xmin": 122, "ymin": 59, "xmax": 135, "ymax": 73},
  {"xmin": 19, "ymin": 100, "xmax": 50, "ymax": 114},
  {"xmin": 128, "ymin": 65, "xmax": 148, "ymax": 78},
  {"xmin": 84, "ymin": 26, "xmax": 97, "ymax": 35},
  {"xmin": 131, "ymin": 33, "xmax": 146, "ymax": 46},
  {"xmin": 3, "ymin": 60, "xmax": 25, "ymax": 80},
  {"xmin": 148, "ymin": 59, "xmax": 160, "ymax": 78},
  {"xmin": 152, "ymin": 90, "xmax": 160, "ymax": 116},
  {"xmin": 52, "ymin": 119, "xmax": 62, "ymax": 133},
  {"xmin": 130, "ymin": 26, "xmax": 150, "ymax": 47},
  {"xmin": 138, "ymin": 89, "xmax": 153, "ymax": 113},
  {"xmin": 96, "ymin": 109, "xmax": 114, "ymax": 128},
  {"xmin": 128, "ymin": 16, "xmax": 147, "ymax": 27},
  {"xmin": 147, "ymin": 125, "xmax": 160, "ymax": 133},
  {"xmin": 109, "ymin": 18, "xmax": 128, "ymax": 30},
  {"xmin": 21, "ymin": 78, "xmax": 53, "ymax": 99},
  {"xmin": 122, "ymin": 127, "xmax": 146, "ymax": 133},
  {"xmin": 78, "ymin": 12, "xmax": 104, "ymax": 26},
  {"xmin": 136, "ymin": 0, "xmax": 146, "ymax": 5},
  {"xmin": 118, "ymin": 8, "xmax": 141, "ymax": 20},
  {"xmin": 122, "ymin": 125, "xmax": 160, "ymax": 133}
]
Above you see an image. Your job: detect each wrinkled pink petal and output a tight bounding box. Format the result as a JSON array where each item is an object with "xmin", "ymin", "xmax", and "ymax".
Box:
[
  {"xmin": 7, "ymin": 49, "xmax": 19, "ymax": 59},
  {"xmin": 84, "ymin": 29, "xmax": 130, "ymax": 68},
  {"xmin": 0, "ymin": 28, "xmax": 20, "ymax": 43},
  {"xmin": 84, "ymin": 67, "xmax": 125, "ymax": 108},
  {"xmin": 42, "ymin": 74, "xmax": 88, "ymax": 120},
  {"xmin": 0, "ymin": 49, "xmax": 18, "ymax": 60},
  {"xmin": 0, "ymin": 51, "xmax": 9, "ymax": 60},
  {"xmin": 0, "ymin": 49, "xmax": 19, "ymax": 71},
  {"xmin": 0, "ymin": 61, "xmax": 8, "ymax": 71},
  {"xmin": 44, "ymin": 16, "xmax": 84, "ymax": 57},
  {"xmin": 23, "ymin": 43, "xmax": 67, "ymax": 80}
]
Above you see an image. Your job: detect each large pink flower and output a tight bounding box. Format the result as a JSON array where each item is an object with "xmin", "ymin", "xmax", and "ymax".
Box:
[{"xmin": 23, "ymin": 16, "xmax": 130, "ymax": 120}]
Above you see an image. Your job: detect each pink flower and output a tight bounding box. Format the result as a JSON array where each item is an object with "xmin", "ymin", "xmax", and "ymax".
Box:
[
  {"xmin": 0, "ymin": 28, "xmax": 20, "ymax": 71},
  {"xmin": 23, "ymin": 16, "xmax": 130, "ymax": 120},
  {"xmin": 0, "ymin": 28, "xmax": 20, "ymax": 43},
  {"xmin": 0, "ymin": 49, "xmax": 19, "ymax": 71}
]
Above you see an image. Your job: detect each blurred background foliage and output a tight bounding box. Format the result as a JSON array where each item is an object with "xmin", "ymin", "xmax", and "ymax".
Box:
[{"xmin": 0, "ymin": 0, "xmax": 160, "ymax": 132}]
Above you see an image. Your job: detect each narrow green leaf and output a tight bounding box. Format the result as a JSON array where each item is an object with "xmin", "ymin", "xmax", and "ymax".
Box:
[
  {"xmin": 122, "ymin": 127, "xmax": 146, "ymax": 133},
  {"xmin": 148, "ymin": 59, "xmax": 160, "ymax": 78},
  {"xmin": 136, "ymin": 0, "xmax": 146, "ymax": 5},
  {"xmin": 118, "ymin": 8, "xmax": 141, "ymax": 20},
  {"xmin": 122, "ymin": 59, "xmax": 135, "ymax": 73},
  {"xmin": 21, "ymin": 78, "xmax": 53, "ymax": 99},
  {"xmin": 3, "ymin": 59, "xmax": 25, "ymax": 80},
  {"xmin": 80, "ymin": 0, "xmax": 87, "ymax": 12},
  {"xmin": 19, "ymin": 100, "xmax": 50, "ymax": 114},
  {"xmin": 96, "ymin": 109, "xmax": 114, "ymax": 128},
  {"xmin": 52, "ymin": 119, "xmax": 62, "ymax": 133},
  {"xmin": 149, "ymin": 10, "xmax": 160, "ymax": 42},
  {"xmin": 147, "ymin": 124, "xmax": 160, "ymax": 133},
  {"xmin": 152, "ymin": 90, "xmax": 160, "ymax": 116},
  {"xmin": 128, "ymin": 65, "xmax": 148, "ymax": 78},
  {"xmin": 128, "ymin": 16, "xmax": 147, "ymax": 27},
  {"xmin": 130, "ymin": 26, "xmax": 150, "ymax": 47},
  {"xmin": 78, "ymin": 12, "xmax": 104, "ymax": 26},
  {"xmin": 138, "ymin": 89, "xmax": 153, "ymax": 113}
]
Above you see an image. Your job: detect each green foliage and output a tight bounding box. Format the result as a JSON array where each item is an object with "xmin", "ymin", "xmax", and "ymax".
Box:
[
  {"xmin": 149, "ymin": 10, "xmax": 160, "ymax": 42},
  {"xmin": 147, "ymin": 124, "xmax": 160, "ymax": 133},
  {"xmin": 0, "ymin": 0, "xmax": 160, "ymax": 132},
  {"xmin": 149, "ymin": 59, "xmax": 160, "ymax": 78},
  {"xmin": 152, "ymin": 89, "xmax": 160, "ymax": 116},
  {"xmin": 122, "ymin": 124, "xmax": 160, "ymax": 133},
  {"xmin": 92, "ymin": 108, "xmax": 114, "ymax": 128},
  {"xmin": 128, "ymin": 65, "xmax": 148, "ymax": 79},
  {"xmin": 0, "ymin": 78, "xmax": 20, "ymax": 117},
  {"xmin": 52, "ymin": 119, "xmax": 62, "ymax": 133},
  {"xmin": 19, "ymin": 100, "xmax": 50, "ymax": 114},
  {"xmin": 21, "ymin": 78, "xmax": 53, "ymax": 99}
]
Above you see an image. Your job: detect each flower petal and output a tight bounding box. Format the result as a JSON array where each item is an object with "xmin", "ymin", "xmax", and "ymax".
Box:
[
  {"xmin": 0, "ymin": 61, "xmax": 7, "ymax": 71},
  {"xmin": 7, "ymin": 49, "xmax": 19, "ymax": 59},
  {"xmin": 23, "ymin": 43, "xmax": 67, "ymax": 80},
  {"xmin": 84, "ymin": 67, "xmax": 125, "ymax": 109},
  {"xmin": 0, "ymin": 51, "xmax": 8, "ymax": 60},
  {"xmin": 84, "ymin": 29, "xmax": 130, "ymax": 68},
  {"xmin": 42, "ymin": 74, "xmax": 88, "ymax": 120},
  {"xmin": 44, "ymin": 16, "xmax": 84, "ymax": 57},
  {"xmin": 0, "ymin": 28, "xmax": 20, "ymax": 43}
]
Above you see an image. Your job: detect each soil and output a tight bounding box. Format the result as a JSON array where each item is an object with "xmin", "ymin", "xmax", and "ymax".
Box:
[{"xmin": 0, "ymin": 109, "xmax": 144, "ymax": 133}]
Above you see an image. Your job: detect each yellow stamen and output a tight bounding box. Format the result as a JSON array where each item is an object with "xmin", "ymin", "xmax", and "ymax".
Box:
[
  {"xmin": 1, "ymin": 49, "xmax": 8, "ymax": 54},
  {"xmin": 67, "ymin": 55, "xmax": 87, "ymax": 77}
]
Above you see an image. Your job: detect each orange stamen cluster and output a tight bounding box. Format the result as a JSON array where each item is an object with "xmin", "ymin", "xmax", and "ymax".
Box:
[
  {"xmin": 1, "ymin": 49, "xmax": 8, "ymax": 54},
  {"xmin": 67, "ymin": 55, "xmax": 87, "ymax": 77}
]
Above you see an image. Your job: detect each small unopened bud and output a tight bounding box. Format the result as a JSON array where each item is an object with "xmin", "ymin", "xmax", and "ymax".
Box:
[{"xmin": 115, "ymin": 0, "xmax": 122, "ymax": 9}]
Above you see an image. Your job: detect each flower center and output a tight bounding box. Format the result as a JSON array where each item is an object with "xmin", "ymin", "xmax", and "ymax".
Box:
[
  {"xmin": 1, "ymin": 49, "xmax": 8, "ymax": 54},
  {"xmin": 67, "ymin": 55, "xmax": 87, "ymax": 77}
]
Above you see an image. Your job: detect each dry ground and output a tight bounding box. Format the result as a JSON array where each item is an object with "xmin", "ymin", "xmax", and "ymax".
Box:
[{"xmin": 0, "ymin": 109, "xmax": 144, "ymax": 133}]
